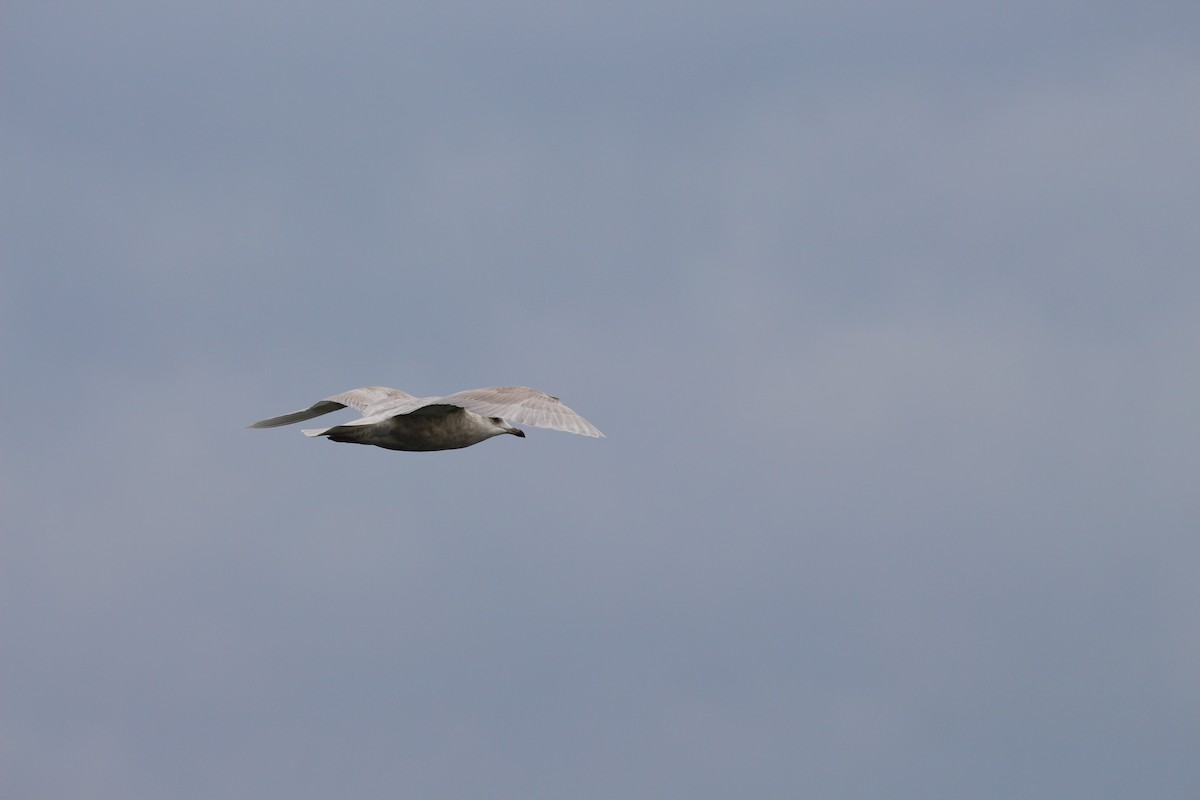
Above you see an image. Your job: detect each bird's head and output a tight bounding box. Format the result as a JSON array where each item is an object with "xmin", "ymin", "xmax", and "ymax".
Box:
[{"xmin": 491, "ymin": 417, "xmax": 525, "ymax": 438}]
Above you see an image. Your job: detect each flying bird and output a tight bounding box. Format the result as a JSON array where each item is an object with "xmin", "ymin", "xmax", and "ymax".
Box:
[{"xmin": 248, "ymin": 385, "xmax": 603, "ymax": 451}]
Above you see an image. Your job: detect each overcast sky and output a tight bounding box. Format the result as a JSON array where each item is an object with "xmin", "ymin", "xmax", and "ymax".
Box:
[{"xmin": 4, "ymin": 2, "xmax": 1200, "ymax": 798}]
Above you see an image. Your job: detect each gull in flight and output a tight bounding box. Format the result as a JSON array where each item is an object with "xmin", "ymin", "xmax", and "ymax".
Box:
[{"xmin": 249, "ymin": 385, "xmax": 603, "ymax": 451}]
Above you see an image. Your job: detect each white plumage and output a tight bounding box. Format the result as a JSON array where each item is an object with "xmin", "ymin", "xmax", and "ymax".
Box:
[{"xmin": 249, "ymin": 386, "xmax": 603, "ymax": 451}]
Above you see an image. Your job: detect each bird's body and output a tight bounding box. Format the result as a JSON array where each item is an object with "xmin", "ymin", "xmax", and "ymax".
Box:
[
  {"xmin": 249, "ymin": 386, "xmax": 603, "ymax": 452},
  {"xmin": 317, "ymin": 406, "xmax": 520, "ymax": 451}
]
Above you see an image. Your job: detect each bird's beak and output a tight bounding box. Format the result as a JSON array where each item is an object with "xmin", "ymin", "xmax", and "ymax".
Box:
[{"xmin": 506, "ymin": 426, "xmax": 526, "ymax": 438}]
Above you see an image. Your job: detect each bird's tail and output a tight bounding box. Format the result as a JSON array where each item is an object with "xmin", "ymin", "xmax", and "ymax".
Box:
[{"xmin": 303, "ymin": 425, "xmax": 373, "ymax": 445}]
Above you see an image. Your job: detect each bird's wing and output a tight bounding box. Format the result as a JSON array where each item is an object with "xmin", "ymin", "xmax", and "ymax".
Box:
[
  {"xmin": 247, "ymin": 386, "xmax": 416, "ymax": 428},
  {"xmin": 329, "ymin": 386, "xmax": 418, "ymax": 414},
  {"xmin": 437, "ymin": 386, "xmax": 605, "ymax": 437},
  {"xmin": 318, "ymin": 403, "xmax": 461, "ymax": 430}
]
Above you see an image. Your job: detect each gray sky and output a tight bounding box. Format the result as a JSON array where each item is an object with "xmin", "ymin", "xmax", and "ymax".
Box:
[{"xmin": 4, "ymin": 2, "xmax": 1200, "ymax": 798}]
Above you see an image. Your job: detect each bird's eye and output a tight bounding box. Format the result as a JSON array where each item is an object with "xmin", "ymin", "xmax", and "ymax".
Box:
[{"xmin": 490, "ymin": 417, "xmax": 502, "ymax": 424}]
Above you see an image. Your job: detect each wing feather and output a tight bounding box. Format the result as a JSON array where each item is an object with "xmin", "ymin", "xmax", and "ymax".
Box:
[
  {"xmin": 247, "ymin": 400, "xmax": 347, "ymax": 429},
  {"xmin": 327, "ymin": 386, "xmax": 416, "ymax": 414},
  {"xmin": 247, "ymin": 386, "xmax": 417, "ymax": 428},
  {"xmin": 437, "ymin": 386, "xmax": 605, "ymax": 437}
]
